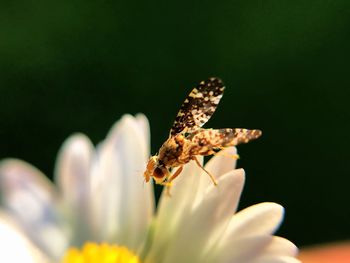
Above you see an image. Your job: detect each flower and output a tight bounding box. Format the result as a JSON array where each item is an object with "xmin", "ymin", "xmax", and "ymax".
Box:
[{"xmin": 0, "ymin": 114, "xmax": 300, "ymax": 263}]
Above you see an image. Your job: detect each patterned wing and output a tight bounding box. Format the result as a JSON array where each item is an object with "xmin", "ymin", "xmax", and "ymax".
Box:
[
  {"xmin": 170, "ymin": 77, "xmax": 225, "ymax": 136},
  {"xmin": 189, "ymin": 128, "xmax": 262, "ymax": 155}
]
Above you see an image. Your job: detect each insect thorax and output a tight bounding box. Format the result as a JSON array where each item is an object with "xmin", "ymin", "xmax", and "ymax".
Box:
[{"xmin": 158, "ymin": 134, "xmax": 191, "ymax": 167}]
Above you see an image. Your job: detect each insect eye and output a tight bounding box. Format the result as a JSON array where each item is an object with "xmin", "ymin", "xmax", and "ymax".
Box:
[{"xmin": 153, "ymin": 167, "xmax": 165, "ymax": 178}]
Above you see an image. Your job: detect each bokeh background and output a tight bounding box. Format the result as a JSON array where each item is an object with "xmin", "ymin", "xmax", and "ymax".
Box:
[{"xmin": 1, "ymin": 0, "xmax": 349, "ymax": 248}]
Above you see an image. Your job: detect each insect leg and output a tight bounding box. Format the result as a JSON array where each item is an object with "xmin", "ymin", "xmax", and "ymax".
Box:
[
  {"xmin": 213, "ymin": 148, "xmax": 240, "ymax": 160},
  {"xmin": 192, "ymin": 156, "xmax": 218, "ymax": 186},
  {"xmin": 169, "ymin": 166, "xmax": 184, "ymax": 183},
  {"xmin": 164, "ymin": 166, "xmax": 184, "ymax": 196}
]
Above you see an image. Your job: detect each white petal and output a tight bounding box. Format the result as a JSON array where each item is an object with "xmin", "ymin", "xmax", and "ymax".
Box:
[
  {"xmin": 135, "ymin": 113, "xmax": 151, "ymax": 152},
  {"xmin": 91, "ymin": 115, "xmax": 154, "ymax": 250},
  {"xmin": 212, "ymin": 234, "xmax": 298, "ymax": 263},
  {"xmin": 162, "ymin": 169, "xmax": 245, "ymax": 263},
  {"xmin": 220, "ymin": 202, "xmax": 284, "ymax": 245},
  {"xmin": 0, "ymin": 159, "xmax": 69, "ymax": 260},
  {"xmin": 0, "ymin": 212, "xmax": 49, "ymax": 263},
  {"xmin": 194, "ymin": 147, "xmax": 238, "ymax": 205},
  {"xmin": 145, "ymin": 158, "xmax": 202, "ymax": 262},
  {"xmin": 0, "ymin": 212, "xmax": 51, "ymax": 263},
  {"xmin": 252, "ymin": 255, "xmax": 302, "ymax": 263},
  {"xmin": 263, "ymin": 236, "xmax": 298, "ymax": 257},
  {"xmin": 147, "ymin": 148, "xmax": 239, "ymax": 262},
  {"xmin": 54, "ymin": 133, "xmax": 95, "ymax": 245},
  {"xmin": 205, "ymin": 147, "xmax": 238, "ymax": 176},
  {"xmin": 214, "ymin": 235, "xmax": 274, "ymax": 263}
]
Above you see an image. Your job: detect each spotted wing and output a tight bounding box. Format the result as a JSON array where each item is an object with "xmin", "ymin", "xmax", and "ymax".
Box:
[
  {"xmin": 189, "ymin": 128, "xmax": 262, "ymax": 155},
  {"xmin": 170, "ymin": 77, "xmax": 225, "ymax": 136}
]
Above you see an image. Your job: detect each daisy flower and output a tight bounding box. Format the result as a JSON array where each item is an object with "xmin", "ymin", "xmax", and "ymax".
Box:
[{"xmin": 0, "ymin": 114, "xmax": 300, "ymax": 263}]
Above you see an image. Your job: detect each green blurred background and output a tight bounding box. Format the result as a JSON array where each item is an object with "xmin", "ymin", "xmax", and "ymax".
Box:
[{"xmin": 1, "ymin": 0, "xmax": 349, "ymax": 247}]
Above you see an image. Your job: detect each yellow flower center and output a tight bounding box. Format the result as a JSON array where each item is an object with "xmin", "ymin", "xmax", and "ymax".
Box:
[{"xmin": 61, "ymin": 242, "xmax": 142, "ymax": 263}]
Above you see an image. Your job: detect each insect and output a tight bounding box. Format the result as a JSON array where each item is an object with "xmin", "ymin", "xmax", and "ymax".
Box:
[{"xmin": 144, "ymin": 77, "xmax": 262, "ymax": 191}]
